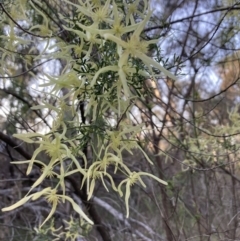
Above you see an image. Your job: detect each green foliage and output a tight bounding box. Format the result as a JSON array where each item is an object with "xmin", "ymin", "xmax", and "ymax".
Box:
[{"xmin": 33, "ymin": 217, "xmax": 91, "ymax": 241}]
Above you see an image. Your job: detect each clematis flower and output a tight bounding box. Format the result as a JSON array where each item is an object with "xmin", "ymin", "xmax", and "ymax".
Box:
[
  {"xmin": 63, "ymin": 0, "xmax": 112, "ymax": 26},
  {"xmin": 124, "ymin": 0, "xmax": 148, "ymax": 25},
  {"xmin": 118, "ymin": 171, "xmax": 168, "ymax": 217},
  {"xmin": 14, "ymin": 124, "xmax": 68, "ymax": 175},
  {"xmin": 2, "ymin": 188, "xmax": 93, "ymax": 226},
  {"xmin": 105, "ymin": 123, "xmax": 154, "ymax": 165},
  {"xmin": 103, "ymin": 9, "xmax": 177, "ymax": 81},
  {"xmin": 81, "ymin": 152, "xmax": 120, "ymax": 199},
  {"xmin": 13, "ymin": 122, "xmax": 87, "ymax": 178}
]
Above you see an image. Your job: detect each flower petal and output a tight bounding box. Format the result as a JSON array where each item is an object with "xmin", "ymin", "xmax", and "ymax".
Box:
[{"xmin": 64, "ymin": 196, "xmax": 94, "ymax": 225}]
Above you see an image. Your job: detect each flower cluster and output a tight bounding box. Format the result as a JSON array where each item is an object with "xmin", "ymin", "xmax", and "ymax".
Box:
[{"xmin": 2, "ymin": 0, "xmax": 173, "ymax": 225}]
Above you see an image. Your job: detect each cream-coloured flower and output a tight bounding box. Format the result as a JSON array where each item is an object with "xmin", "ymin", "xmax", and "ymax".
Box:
[
  {"xmin": 2, "ymin": 187, "xmax": 93, "ymax": 226},
  {"xmin": 118, "ymin": 171, "xmax": 167, "ymax": 217}
]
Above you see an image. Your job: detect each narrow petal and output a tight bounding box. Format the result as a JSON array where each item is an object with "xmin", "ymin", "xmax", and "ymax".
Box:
[
  {"xmin": 139, "ymin": 172, "xmax": 168, "ymax": 185},
  {"xmin": 2, "ymin": 196, "xmax": 32, "ymax": 211},
  {"xmin": 125, "ymin": 182, "xmax": 131, "ymax": 218},
  {"xmin": 136, "ymin": 52, "xmax": 177, "ymax": 81},
  {"xmin": 64, "ymin": 196, "xmax": 94, "ymax": 225},
  {"xmin": 40, "ymin": 201, "xmax": 58, "ymax": 228}
]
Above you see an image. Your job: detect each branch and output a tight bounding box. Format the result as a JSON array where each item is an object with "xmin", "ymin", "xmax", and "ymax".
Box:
[
  {"xmin": 0, "ymin": 59, "xmax": 52, "ymax": 79},
  {"xmin": 94, "ymin": 196, "xmax": 164, "ymax": 241},
  {"xmin": 0, "ymin": 88, "xmax": 51, "ymax": 129},
  {"xmin": 0, "ymin": 3, "xmax": 50, "ymax": 39},
  {"xmin": 145, "ymin": 6, "xmax": 240, "ymax": 32},
  {"xmin": 0, "ymin": 132, "xmax": 32, "ymax": 160}
]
